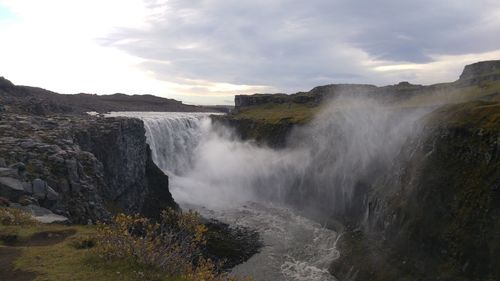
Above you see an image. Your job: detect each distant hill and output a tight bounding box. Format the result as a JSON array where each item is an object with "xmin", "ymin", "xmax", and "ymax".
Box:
[
  {"xmin": 0, "ymin": 78, "xmax": 226, "ymax": 115},
  {"xmin": 235, "ymin": 60, "xmax": 500, "ymax": 110}
]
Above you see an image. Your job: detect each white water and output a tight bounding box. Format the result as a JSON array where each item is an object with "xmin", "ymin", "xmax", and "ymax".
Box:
[
  {"xmin": 107, "ymin": 104, "xmax": 426, "ymax": 281},
  {"xmin": 192, "ymin": 202, "xmax": 339, "ymax": 281},
  {"xmin": 107, "ymin": 111, "xmax": 340, "ymax": 281}
]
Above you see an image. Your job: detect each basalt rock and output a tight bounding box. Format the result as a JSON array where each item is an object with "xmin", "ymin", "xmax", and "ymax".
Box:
[
  {"xmin": 74, "ymin": 117, "xmax": 178, "ymax": 217},
  {"xmin": 0, "ymin": 113, "xmax": 177, "ymax": 223},
  {"xmin": 459, "ymin": 60, "xmax": 500, "ymax": 82},
  {"xmin": 330, "ymin": 101, "xmax": 500, "ymax": 281}
]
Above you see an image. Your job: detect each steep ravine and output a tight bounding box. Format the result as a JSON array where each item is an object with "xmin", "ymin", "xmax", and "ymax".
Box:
[
  {"xmin": 218, "ymin": 99, "xmax": 499, "ymax": 280},
  {"xmin": 331, "ymin": 101, "xmax": 500, "ymax": 281}
]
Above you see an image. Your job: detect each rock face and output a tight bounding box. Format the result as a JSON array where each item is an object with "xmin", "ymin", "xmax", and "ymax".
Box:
[
  {"xmin": 459, "ymin": 60, "xmax": 500, "ymax": 81},
  {"xmin": 0, "ymin": 113, "xmax": 177, "ymax": 223},
  {"xmin": 74, "ymin": 117, "xmax": 178, "ymax": 218},
  {"xmin": 330, "ymin": 101, "xmax": 500, "ymax": 281},
  {"xmin": 211, "ymin": 115, "xmax": 296, "ymax": 148}
]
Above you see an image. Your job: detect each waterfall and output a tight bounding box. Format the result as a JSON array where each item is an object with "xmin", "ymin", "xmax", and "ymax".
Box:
[
  {"xmin": 106, "ymin": 112, "xmax": 215, "ymax": 175},
  {"xmin": 106, "ymin": 103, "xmax": 428, "ymax": 281},
  {"xmin": 107, "ymin": 102, "xmax": 428, "ymax": 215}
]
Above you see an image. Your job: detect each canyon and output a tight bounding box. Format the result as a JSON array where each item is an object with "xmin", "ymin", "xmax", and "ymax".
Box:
[{"xmin": 0, "ymin": 60, "xmax": 499, "ymax": 281}]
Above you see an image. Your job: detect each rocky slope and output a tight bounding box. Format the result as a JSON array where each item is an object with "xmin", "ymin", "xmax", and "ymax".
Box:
[{"xmin": 0, "ymin": 113, "xmax": 177, "ymax": 224}]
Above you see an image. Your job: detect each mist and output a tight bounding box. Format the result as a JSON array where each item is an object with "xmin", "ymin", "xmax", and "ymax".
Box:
[{"xmin": 116, "ymin": 96, "xmax": 430, "ymax": 215}]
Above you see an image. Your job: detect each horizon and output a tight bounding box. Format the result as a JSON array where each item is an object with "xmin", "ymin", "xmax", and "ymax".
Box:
[
  {"xmin": 0, "ymin": 58, "xmax": 493, "ymax": 108},
  {"xmin": 1, "ymin": 0, "xmax": 500, "ymax": 105}
]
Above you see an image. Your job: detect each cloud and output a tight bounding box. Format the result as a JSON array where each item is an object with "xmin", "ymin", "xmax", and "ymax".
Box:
[
  {"xmin": 102, "ymin": 0, "xmax": 500, "ymax": 94},
  {"xmin": 1, "ymin": 0, "xmax": 500, "ymax": 104}
]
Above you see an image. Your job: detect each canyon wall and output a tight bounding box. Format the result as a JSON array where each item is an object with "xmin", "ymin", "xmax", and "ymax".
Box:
[
  {"xmin": 0, "ymin": 114, "xmax": 177, "ymax": 223},
  {"xmin": 218, "ymin": 61, "xmax": 500, "ymax": 280}
]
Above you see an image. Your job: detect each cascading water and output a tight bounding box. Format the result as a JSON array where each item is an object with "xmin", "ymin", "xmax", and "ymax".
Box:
[
  {"xmin": 107, "ymin": 100, "xmax": 427, "ymax": 281},
  {"xmin": 107, "ymin": 112, "xmax": 211, "ymax": 175}
]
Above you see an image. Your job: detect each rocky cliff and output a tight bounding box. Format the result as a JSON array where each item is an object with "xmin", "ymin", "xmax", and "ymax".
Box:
[
  {"xmin": 459, "ymin": 60, "xmax": 500, "ymax": 83},
  {"xmin": 0, "ymin": 113, "xmax": 177, "ymax": 224},
  {"xmin": 330, "ymin": 100, "xmax": 499, "ymax": 281}
]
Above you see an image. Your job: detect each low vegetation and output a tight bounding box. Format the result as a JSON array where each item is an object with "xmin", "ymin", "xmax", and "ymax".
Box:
[
  {"xmin": 234, "ymin": 102, "xmax": 320, "ymax": 124},
  {"xmin": 0, "ymin": 206, "xmax": 38, "ymax": 226},
  {"xmin": 0, "ymin": 207, "xmax": 253, "ymax": 281}
]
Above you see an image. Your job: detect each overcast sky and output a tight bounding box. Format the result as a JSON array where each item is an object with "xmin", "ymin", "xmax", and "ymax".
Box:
[{"xmin": 1, "ymin": 0, "xmax": 500, "ymax": 105}]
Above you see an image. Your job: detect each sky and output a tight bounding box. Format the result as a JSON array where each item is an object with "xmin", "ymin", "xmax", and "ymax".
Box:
[{"xmin": 1, "ymin": 0, "xmax": 500, "ymax": 105}]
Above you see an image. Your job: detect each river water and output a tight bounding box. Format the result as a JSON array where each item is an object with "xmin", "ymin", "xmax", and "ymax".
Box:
[{"xmin": 107, "ymin": 112, "xmax": 340, "ymax": 281}]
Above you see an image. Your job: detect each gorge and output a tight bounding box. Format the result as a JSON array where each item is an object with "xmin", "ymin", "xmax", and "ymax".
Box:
[{"xmin": 0, "ymin": 60, "xmax": 499, "ymax": 281}]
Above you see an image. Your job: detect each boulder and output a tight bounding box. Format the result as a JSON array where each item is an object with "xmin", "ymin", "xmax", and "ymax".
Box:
[
  {"xmin": 0, "ymin": 168, "xmax": 17, "ymax": 177},
  {"xmin": 9, "ymin": 203, "xmax": 69, "ymax": 224},
  {"xmin": 18, "ymin": 195, "xmax": 37, "ymax": 206},
  {"xmin": 0, "ymin": 177, "xmax": 25, "ymax": 200},
  {"xmin": 9, "ymin": 162, "xmax": 26, "ymax": 175},
  {"xmin": 46, "ymin": 186, "xmax": 59, "ymax": 201},
  {"xmin": 22, "ymin": 181, "xmax": 32, "ymax": 193},
  {"xmin": 32, "ymin": 178, "xmax": 47, "ymax": 200}
]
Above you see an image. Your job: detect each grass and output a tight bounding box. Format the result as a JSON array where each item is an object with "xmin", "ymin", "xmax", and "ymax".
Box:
[
  {"xmin": 15, "ymin": 237, "xmax": 180, "ymax": 281},
  {"xmin": 1, "ymin": 209, "xmax": 253, "ymax": 281},
  {"xmin": 0, "ymin": 223, "xmax": 190, "ymax": 281},
  {"xmin": 1, "ymin": 224, "xmax": 179, "ymax": 281},
  {"xmin": 231, "ymin": 80, "xmax": 500, "ymax": 125},
  {"xmin": 397, "ymin": 80, "xmax": 500, "ymax": 108},
  {"xmin": 424, "ymin": 100, "xmax": 500, "ymax": 131},
  {"xmin": 234, "ymin": 102, "xmax": 321, "ymax": 124}
]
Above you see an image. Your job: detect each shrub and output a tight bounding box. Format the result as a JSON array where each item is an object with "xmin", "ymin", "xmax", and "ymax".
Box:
[
  {"xmin": 0, "ymin": 207, "xmax": 37, "ymax": 226},
  {"xmin": 70, "ymin": 235, "xmax": 96, "ymax": 249},
  {"xmin": 94, "ymin": 209, "xmax": 251, "ymax": 280}
]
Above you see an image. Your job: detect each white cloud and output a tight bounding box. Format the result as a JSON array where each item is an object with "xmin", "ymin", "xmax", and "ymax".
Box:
[{"xmin": 1, "ymin": 0, "xmax": 500, "ymax": 105}]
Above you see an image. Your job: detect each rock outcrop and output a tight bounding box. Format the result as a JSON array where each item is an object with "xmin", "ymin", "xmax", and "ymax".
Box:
[
  {"xmin": 0, "ymin": 113, "xmax": 177, "ymax": 223},
  {"xmin": 73, "ymin": 117, "xmax": 178, "ymax": 218},
  {"xmin": 459, "ymin": 60, "xmax": 500, "ymax": 82}
]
